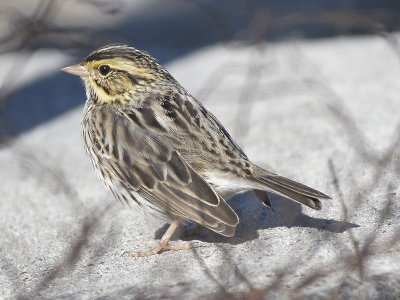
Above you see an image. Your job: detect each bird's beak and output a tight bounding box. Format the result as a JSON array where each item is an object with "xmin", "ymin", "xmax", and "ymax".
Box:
[{"xmin": 61, "ymin": 63, "xmax": 89, "ymax": 77}]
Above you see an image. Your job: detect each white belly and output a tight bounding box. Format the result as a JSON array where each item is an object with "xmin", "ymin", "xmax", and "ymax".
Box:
[{"xmin": 203, "ymin": 172, "xmax": 252, "ymax": 199}]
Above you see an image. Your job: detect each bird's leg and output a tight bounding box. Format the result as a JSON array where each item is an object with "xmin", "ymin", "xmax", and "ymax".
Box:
[{"xmin": 133, "ymin": 217, "xmax": 190, "ymax": 257}]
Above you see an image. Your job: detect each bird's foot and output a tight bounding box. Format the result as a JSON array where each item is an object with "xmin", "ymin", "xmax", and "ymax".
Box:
[
  {"xmin": 132, "ymin": 241, "xmax": 190, "ymax": 257},
  {"xmin": 131, "ymin": 217, "xmax": 190, "ymax": 257}
]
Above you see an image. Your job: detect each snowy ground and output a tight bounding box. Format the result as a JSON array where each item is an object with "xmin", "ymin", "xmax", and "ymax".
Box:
[{"xmin": 1, "ymin": 34, "xmax": 400, "ymax": 299}]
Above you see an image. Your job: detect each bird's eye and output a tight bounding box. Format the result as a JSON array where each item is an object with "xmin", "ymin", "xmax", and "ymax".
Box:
[{"xmin": 99, "ymin": 65, "xmax": 110, "ymax": 76}]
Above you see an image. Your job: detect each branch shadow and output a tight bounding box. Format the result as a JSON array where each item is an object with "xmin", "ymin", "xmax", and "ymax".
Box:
[{"xmin": 3, "ymin": 1, "xmax": 400, "ymax": 139}]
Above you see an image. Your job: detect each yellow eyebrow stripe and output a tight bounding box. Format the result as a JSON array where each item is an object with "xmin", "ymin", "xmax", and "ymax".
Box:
[{"xmin": 85, "ymin": 59, "xmax": 156, "ymax": 81}]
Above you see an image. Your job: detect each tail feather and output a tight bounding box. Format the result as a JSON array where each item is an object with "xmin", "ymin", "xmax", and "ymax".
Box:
[
  {"xmin": 252, "ymin": 167, "xmax": 330, "ymax": 210},
  {"xmin": 254, "ymin": 189, "xmax": 274, "ymax": 212}
]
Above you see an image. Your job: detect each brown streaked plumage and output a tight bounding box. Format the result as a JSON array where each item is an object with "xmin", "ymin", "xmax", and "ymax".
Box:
[{"xmin": 62, "ymin": 44, "xmax": 330, "ymax": 256}]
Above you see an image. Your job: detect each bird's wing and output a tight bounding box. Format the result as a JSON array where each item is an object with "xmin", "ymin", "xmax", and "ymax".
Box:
[
  {"xmin": 89, "ymin": 107, "xmax": 238, "ymax": 236},
  {"xmin": 127, "ymin": 91, "xmax": 250, "ymax": 164}
]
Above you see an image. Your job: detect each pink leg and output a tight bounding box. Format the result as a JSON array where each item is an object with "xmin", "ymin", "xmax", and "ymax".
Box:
[{"xmin": 133, "ymin": 218, "xmax": 190, "ymax": 257}]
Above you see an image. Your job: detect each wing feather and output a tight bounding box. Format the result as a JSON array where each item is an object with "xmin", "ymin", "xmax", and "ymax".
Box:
[{"xmin": 88, "ymin": 107, "xmax": 239, "ymax": 236}]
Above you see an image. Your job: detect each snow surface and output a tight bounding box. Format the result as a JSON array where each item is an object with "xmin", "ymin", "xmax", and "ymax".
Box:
[{"xmin": 1, "ymin": 34, "xmax": 400, "ymax": 299}]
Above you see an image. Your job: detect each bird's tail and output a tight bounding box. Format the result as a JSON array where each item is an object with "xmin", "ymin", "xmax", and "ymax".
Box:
[{"xmin": 251, "ymin": 166, "xmax": 330, "ymax": 210}]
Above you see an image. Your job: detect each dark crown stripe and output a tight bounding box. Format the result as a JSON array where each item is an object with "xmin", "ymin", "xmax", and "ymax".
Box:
[
  {"xmin": 84, "ymin": 45, "xmax": 155, "ymax": 64},
  {"xmin": 85, "ymin": 52, "xmax": 136, "ymax": 62}
]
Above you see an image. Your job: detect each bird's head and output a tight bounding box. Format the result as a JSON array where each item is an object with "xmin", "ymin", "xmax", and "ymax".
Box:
[{"xmin": 61, "ymin": 44, "xmax": 171, "ymax": 104}]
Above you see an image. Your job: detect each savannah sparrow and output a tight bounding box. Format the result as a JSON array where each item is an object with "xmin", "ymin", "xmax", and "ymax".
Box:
[{"xmin": 62, "ymin": 44, "xmax": 330, "ymax": 256}]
